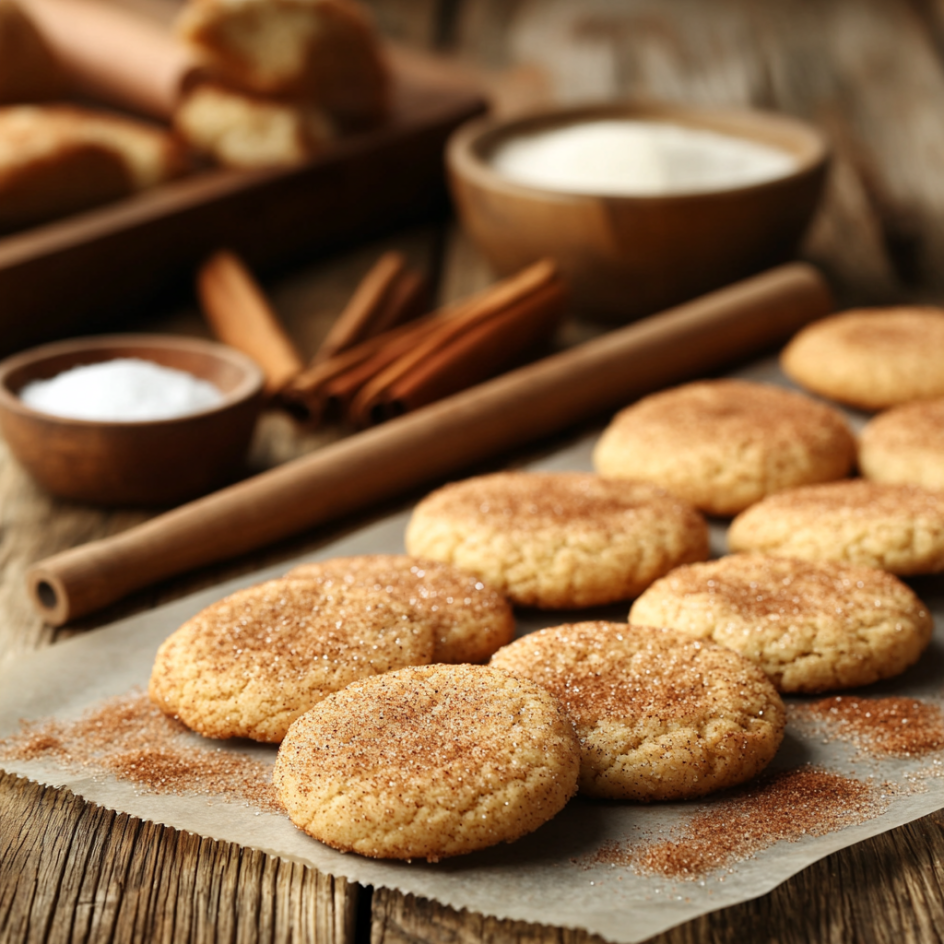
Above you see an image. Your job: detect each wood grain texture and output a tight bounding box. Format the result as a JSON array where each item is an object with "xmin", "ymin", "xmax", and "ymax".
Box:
[
  {"xmin": 4, "ymin": 0, "xmax": 944, "ymax": 942},
  {"xmin": 372, "ymin": 811, "xmax": 944, "ymax": 944},
  {"xmin": 0, "ymin": 771, "xmax": 358, "ymax": 944},
  {"xmin": 449, "ymin": 0, "xmax": 944, "ymax": 308}
]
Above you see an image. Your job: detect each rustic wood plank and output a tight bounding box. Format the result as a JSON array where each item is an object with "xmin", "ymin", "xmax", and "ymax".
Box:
[
  {"xmin": 0, "ymin": 771, "xmax": 359, "ymax": 944},
  {"xmin": 445, "ymin": 0, "xmax": 944, "ymax": 309},
  {"xmin": 8, "ymin": 2, "xmax": 944, "ymax": 943},
  {"xmin": 371, "ymin": 811, "xmax": 944, "ymax": 944}
]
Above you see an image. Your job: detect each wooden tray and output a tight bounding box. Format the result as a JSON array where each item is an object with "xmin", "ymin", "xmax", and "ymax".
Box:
[{"xmin": 0, "ymin": 48, "xmax": 488, "ymax": 358}]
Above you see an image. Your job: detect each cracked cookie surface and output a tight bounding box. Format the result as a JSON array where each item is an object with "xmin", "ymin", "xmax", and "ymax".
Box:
[
  {"xmin": 630, "ymin": 554, "xmax": 932, "ymax": 692},
  {"xmin": 405, "ymin": 471, "xmax": 709, "ymax": 609},
  {"xmin": 728, "ymin": 480, "xmax": 944, "ymax": 575},
  {"xmin": 859, "ymin": 398, "xmax": 944, "ymax": 490},
  {"xmin": 781, "ymin": 306, "xmax": 944, "ymax": 410},
  {"xmin": 490, "ymin": 622, "xmax": 785, "ymax": 801},
  {"xmin": 149, "ymin": 577, "xmax": 434, "ymax": 743},
  {"xmin": 284, "ymin": 554, "xmax": 514, "ymax": 664},
  {"xmin": 592, "ymin": 379, "xmax": 856, "ymax": 516},
  {"xmin": 273, "ymin": 663, "xmax": 580, "ymax": 861}
]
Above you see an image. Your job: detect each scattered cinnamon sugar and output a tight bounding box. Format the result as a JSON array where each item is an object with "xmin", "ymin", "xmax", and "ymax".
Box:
[
  {"xmin": 588, "ymin": 766, "xmax": 889, "ymax": 879},
  {"xmin": 790, "ymin": 695, "xmax": 944, "ymax": 758},
  {"xmin": 0, "ymin": 691, "xmax": 280, "ymax": 812}
]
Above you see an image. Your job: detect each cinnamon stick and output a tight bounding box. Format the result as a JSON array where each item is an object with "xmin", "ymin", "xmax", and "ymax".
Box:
[
  {"xmin": 26, "ymin": 262, "xmax": 834, "ymax": 626},
  {"xmin": 313, "ymin": 251, "xmax": 410, "ymax": 363},
  {"xmin": 320, "ymin": 316, "xmax": 444, "ymax": 417},
  {"xmin": 20, "ymin": 0, "xmax": 196, "ymax": 120},
  {"xmin": 368, "ymin": 267, "xmax": 427, "ymax": 336},
  {"xmin": 349, "ymin": 265, "xmax": 566, "ymax": 426},
  {"xmin": 382, "ymin": 278, "xmax": 567, "ymax": 420},
  {"xmin": 348, "ymin": 259, "xmax": 560, "ymax": 422},
  {"xmin": 198, "ymin": 250, "xmax": 304, "ymax": 398},
  {"xmin": 280, "ymin": 312, "xmax": 442, "ymax": 421}
]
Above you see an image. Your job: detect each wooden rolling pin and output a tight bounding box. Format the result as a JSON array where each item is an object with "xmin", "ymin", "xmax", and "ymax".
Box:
[{"xmin": 27, "ymin": 262, "xmax": 833, "ymax": 625}]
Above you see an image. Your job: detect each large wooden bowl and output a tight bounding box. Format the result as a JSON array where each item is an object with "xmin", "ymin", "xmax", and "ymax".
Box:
[
  {"xmin": 447, "ymin": 101, "xmax": 829, "ymax": 321},
  {"xmin": 0, "ymin": 334, "xmax": 264, "ymax": 506}
]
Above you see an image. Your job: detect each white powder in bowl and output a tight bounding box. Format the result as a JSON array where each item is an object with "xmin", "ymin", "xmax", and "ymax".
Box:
[
  {"xmin": 19, "ymin": 357, "xmax": 225, "ymax": 421},
  {"xmin": 489, "ymin": 119, "xmax": 797, "ymax": 196}
]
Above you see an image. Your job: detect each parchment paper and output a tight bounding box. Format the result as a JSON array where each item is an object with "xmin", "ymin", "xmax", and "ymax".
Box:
[{"xmin": 2, "ymin": 357, "xmax": 943, "ymax": 944}]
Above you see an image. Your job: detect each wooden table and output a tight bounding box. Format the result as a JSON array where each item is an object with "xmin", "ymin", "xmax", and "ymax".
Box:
[{"xmin": 5, "ymin": 0, "xmax": 944, "ymax": 941}]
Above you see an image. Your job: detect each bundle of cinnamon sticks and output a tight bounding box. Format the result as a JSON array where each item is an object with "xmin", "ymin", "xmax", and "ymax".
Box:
[{"xmin": 197, "ymin": 249, "xmax": 568, "ymax": 427}]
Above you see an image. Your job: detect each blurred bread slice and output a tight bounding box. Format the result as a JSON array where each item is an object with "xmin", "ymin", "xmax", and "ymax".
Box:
[
  {"xmin": 0, "ymin": 105, "xmax": 186, "ymax": 230},
  {"xmin": 0, "ymin": 0, "xmax": 68, "ymax": 104},
  {"xmin": 176, "ymin": 0, "xmax": 390, "ymax": 129},
  {"xmin": 175, "ymin": 80, "xmax": 335, "ymax": 167}
]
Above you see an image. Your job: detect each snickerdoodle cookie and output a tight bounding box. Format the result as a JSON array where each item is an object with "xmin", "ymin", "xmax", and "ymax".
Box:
[
  {"xmin": 780, "ymin": 307, "xmax": 944, "ymax": 410},
  {"xmin": 404, "ymin": 472, "xmax": 709, "ymax": 609},
  {"xmin": 592, "ymin": 379, "xmax": 856, "ymax": 516},
  {"xmin": 489, "ymin": 622, "xmax": 785, "ymax": 801},
  {"xmin": 274, "ymin": 663, "xmax": 580, "ymax": 861},
  {"xmin": 630, "ymin": 555, "xmax": 933, "ymax": 693},
  {"xmin": 728, "ymin": 480, "xmax": 944, "ymax": 575},
  {"xmin": 149, "ymin": 577, "xmax": 434, "ymax": 743},
  {"xmin": 859, "ymin": 398, "xmax": 944, "ymax": 490},
  {"xmin": 285, "ymin": 555, "xmax": 515, "ymax": 664}
]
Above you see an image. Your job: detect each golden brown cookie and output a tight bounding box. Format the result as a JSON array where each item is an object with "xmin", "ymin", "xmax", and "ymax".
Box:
[
  {"xmin": 284, "ymin": 554, "xmax": 515, "ymax": 664},
  {"xmin": 781, "ymin": 307, "xmax": 944, "ymax": 411},
  {"xmin": 273, "ymin": 663, "xmax": 580, "ymax": 861},
  {"xmin": 176, "ymin": 0, "xmax": 390, "ymax": 129},
  {"xmin": 404, "ymin": 471, "xmax": 709, "ymax": 609},
  {"xmin": 0, "ymin": 104, "xmax": 186, "ymax": 231},
  {"xmin": 728, "ymin": 480, "xmax": 944, "ymax": 575},
  {"xmin": 490, "ymin": 622, "xmax": 785, "ymax": 801},
  {"xmin": 174, "ymin": 81, "xmax": 335, "ymax": 168},
  {"xmin": 630, "ymin": 554, "xmax": 933, "ymax": 692},
  {"xmin": 859, "ymin": 398, "xmax": 944, "ymax": 490},
  {"xmin": 592, "ymin": 379, "xmax": 856, "ymax": 516},
  {"xmin": 149, "ymin": 577, "xmax": 434, "ymax": 743}
]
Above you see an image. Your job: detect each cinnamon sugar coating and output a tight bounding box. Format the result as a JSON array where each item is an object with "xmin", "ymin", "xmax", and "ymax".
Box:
[
  {"xmin": 405, "ymin": 472, "xmax": 709, "ymax": 609},
  {"xmin": 490, "ymin": 622, "xmax": 785, "ymax": 801},
  {"xmin": 781, "ymin": 307, "xmax": 944, "ymax": 410},
  {"xmin": 274, "ymin": 664, "xmax": 580, "ymax": 861},
  {"xmin": 592, "ymin": 379, "xmax": 856, "ymax": 516},
  {"xmin": 630, "ymin": 554, "xmax": 932, "ymax": 692},
  {"xmin": 285, "ymin": 554, "xmax": 514, "ymax": 663},
  {"xmin": 149, "ymin": 577, "xmax": 434, "ymax": 743},
  {"xmin": 728, "ymin": 480, "xmax": 944, "ymax": 575},
  {"xmin": 859, "ymin": 398, "xmax": 944, "ymax": 490}
]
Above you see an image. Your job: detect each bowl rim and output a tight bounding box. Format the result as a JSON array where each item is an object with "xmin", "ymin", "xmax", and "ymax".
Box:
[
  {"xmin": 0, "ymin": 332, "xmax": 266, "ymax": 428},
  {"xmin": 447, "ymin": 99, "xmax": 830, "ymax": 204}
]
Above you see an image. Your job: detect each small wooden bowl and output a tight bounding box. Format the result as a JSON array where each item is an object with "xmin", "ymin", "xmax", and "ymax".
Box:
[
  {"xmin": 447, "ymin": 101, "xmax": 829, "ymax": 321},
  {"xmin": 0, "ymin": 334, "xmax": 265, "ymax": 506}
]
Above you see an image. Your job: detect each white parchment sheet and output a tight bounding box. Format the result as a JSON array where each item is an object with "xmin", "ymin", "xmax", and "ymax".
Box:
[{"xmin": 2, "ymin": 358, "xmax": 943, "ymax": 944}]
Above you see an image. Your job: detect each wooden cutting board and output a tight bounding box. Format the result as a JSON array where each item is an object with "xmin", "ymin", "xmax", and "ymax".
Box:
[{"xmin": 0, "ymin": 47, "xmax": 488, "ymax": 358}]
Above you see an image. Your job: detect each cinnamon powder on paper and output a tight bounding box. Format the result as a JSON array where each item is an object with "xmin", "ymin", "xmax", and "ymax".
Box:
[
  {"xmin": 0, "ymin": 691, "xmax": 281, "ymax": 813},
  {"xmin": 590, "ymin": 766, "xmax": 888, "ymax": 879},
  {"xmin": 790, "ymin": 695, "xmax": 944, "ymax": 758}
]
